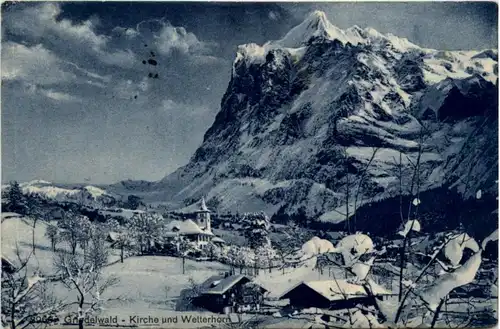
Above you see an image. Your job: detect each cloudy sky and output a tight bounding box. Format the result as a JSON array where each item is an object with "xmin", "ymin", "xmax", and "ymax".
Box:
[{"xmin": 2, "ymin": 2, "xmax": 497, "ymax": 184}]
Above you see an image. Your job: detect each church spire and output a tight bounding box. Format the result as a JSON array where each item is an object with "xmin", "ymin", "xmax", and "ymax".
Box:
[{"xmin": 200, "ymin": 196, "xmax": 209, "ymax": 212}]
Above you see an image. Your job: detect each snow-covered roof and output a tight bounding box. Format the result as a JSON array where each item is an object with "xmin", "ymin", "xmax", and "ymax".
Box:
[
  {"xmin": 211, "ymin": 237, "xmax": 225, "ymax": 244},
  {"xmin": 1, "ymin": 212, "xmax": 22, "ymax": 220},
  {"xmin": 202, "ymin": 275, "xmax": 264, "ymax": 295},
  {"xmin": 280, "ymin": 279, "xmax": 391, "ymax": 301},
  {"xmin": 165, "ymin": 219, "xmax": 213, "ymax": 235}
]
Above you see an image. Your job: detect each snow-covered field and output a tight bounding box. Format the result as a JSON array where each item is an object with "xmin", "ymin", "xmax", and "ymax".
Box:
[
  {"xmin": 0, "ymin": 213, "xmax": 312, "ymax": 327},
  {"xmin": 1, "ymin": 214, "xmax": 228, "ymax": 313},
  {"xmin": 2, "ymin": 213, "xmax": 496, "ymax": 328},
  {"xmin": 1, "ymin": 213, "xmax": 56, "ymax": 274}
]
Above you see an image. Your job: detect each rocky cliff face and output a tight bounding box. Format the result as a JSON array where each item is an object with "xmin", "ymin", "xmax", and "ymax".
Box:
[{"xmin": 123, "ymin": 11, "xmax": 498, "ymax": 227}]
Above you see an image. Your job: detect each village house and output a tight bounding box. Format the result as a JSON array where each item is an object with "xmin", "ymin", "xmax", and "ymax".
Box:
[
  {"xmin": 279, "ymin": 279, "xmax": 393, "ymax": 311},
  {"xmin": 192, "ymin": 274, "xmax": 268, "ymax": 314},
  {"xmin": 164, "ymin": 197, "xmax": 225, "ymax": 249}
]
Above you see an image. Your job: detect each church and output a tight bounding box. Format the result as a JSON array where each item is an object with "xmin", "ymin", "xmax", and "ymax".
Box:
[{"xmin": 165, "ymin": 197, "xmax": 225, "ymax": 249}]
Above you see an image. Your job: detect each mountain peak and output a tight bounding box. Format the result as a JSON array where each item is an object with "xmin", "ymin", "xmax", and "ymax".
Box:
[
  {"xmin": 234, "ymin": 10, "xmax": 421, "ymax": 68},
  {"xmin": 275, "ymin": 10, "xmax": 421, "ymax": 51},
  {"xmin": 277, "ymin": 10, "xmax": 345, "ymax": 48},
  {"xmin": 304, "ymin": 10, "xmax": 329, "ymax": 27}
]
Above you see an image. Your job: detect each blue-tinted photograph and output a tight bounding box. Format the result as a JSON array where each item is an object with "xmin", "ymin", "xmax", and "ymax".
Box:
[{"xmin": 1, "ymin": 2, "xmax": 498, "ymax": 328}]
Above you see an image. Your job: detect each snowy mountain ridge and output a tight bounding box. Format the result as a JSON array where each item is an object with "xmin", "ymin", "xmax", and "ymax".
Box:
[
  {"xmin": 236, "ymin": 10, "xmax": 420, "ymax": 68},
  {"xmin": 111, "ymin": 11, "xmax": 497, "ymax": 231},
  {"xmin": 8, "ymin": 180, "xmax": 118, "ymax": 208},
  {"xmin": 235, "ymin": 10, "xmax": 497, "ymax": 86}
]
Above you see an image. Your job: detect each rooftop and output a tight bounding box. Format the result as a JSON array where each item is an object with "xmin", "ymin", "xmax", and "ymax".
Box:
[
  {"xmin": 280, "ymin": 279, "xmax": 392, "ymax": 301},
  {"xmin": 165, "ymin": 219, "xmax": 213, "ymax": 235},
  {"xmin": 200, "ymin": 274, "xmax": 265, "ymax": 295}
]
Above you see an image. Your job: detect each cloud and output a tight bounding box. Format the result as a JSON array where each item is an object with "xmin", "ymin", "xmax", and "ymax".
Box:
[
  {"xmin": 10, "ymin": 82, "xmax": 81, "ymax": 103},
  {"xmin": 6, "ymin": 3, "xmax": 106, "ymax": 51},
  {"xmin": 98, "ymin": 49, "xmax": 137, "ymax": 69},
  {"xmin": 1, "ymin": 42, "xmax": 76, "ymax": 85},
  {"xmin": 4, "ymin": 3, "xmax": 222, "ymax": 74},
  {"xmin": 1, "ymin": 3, "xmax": 228, "ymax": 184},
  {"xmin": 61, "ymin": 61, "xmax": 111, "ymax": 83},
  {"xmin": 128, "ymin": 18, "xmax": 219, "ymax": 59},
  {"xmin": 112, "ymin": 26, "xmax": 140, "ymax": 39},
  {"xmin": 43, "ymin": 90, "xmax": 81, "ymax": 102},
  {"xmin": 157, "ymin": 25, "xmax": 213, "ymax": 55},
  {"xmin": 2, "ymin": 41, "xmax": 112, "ymax": 92},
  {"xmin": 4, "ymin": 3, "xmax": 136, "ymax": 68}
]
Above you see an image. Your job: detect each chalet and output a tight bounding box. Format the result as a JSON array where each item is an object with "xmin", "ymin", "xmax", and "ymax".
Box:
[
  {"xmin": 279, "ymin": 279, "xmax": 392, "ymax": 311},
  {"xmin": 165, "ymin": 197, "xmax": 225, "ymax": 249},
  {"xmin": 192, "ymin": 274, "xmax": 268, "ymax": 314}
]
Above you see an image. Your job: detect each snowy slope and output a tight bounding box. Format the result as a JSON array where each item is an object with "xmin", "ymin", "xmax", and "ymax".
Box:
[
  {"xmin": 114, "ymin": 11, "xmax": 497, "ymax": 228},
  {"xmin": 1, "ymin": 213, "xmax": 55, "ymax": 274},
  {"xmin": 0, "ymin": 213, "xmax": 234, "ymax": 324}
]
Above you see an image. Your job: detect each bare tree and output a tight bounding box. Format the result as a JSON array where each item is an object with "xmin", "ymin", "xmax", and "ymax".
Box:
[
  {"xmin": 353, "ymin": 147, "xmax": 379, "ymax": 231},
  {"xmin": 205, "ymin": 242, "xmax": 221, "ymax": 261},
  {"xmin": 105, "ymin": 219, "xmax": 131, "ymax": 263},
  {"xmin": 126, "ymin": 212, "xmax": 165, "ymax": 255},
  {"xmin": 274, "ymin": 223, "xmax": 310, "ymax": 274},
  {"xmin": 172, "ymin": 237, "xmax": 198, "ymax": 275},
  {"xmin": 57, "ymin": 211, "xmax": 91, "ymax": 255},
  {"xmin": 176, "ymin": 277, "xmax": 203, "ymax": 311},
  {"xmin": 393, "ymin": 123, "xmax": 429, "ymax": 302},
  {"xmin": 337, "ymin": 146, "xmax": 379, "ymax": 234},
  {"xmin": 255, "ymin": 245, "xmax": 276, "ymax": 274},
  {"xmin": 342, "ymin": 148, "xmax": 352, "ymax": 233},
  {"xmin": 25, "ymin": 195, "xmax": 47, "ymax": 255},
  {"xmin": 1, "ymin": 246, "xmax": 63, "ymax": 329},
  {"xmin": 45, "ymin": 225, "xmax": 59, "ymax": 252},
  {"xmin": 53, "ymin": 233, "xmax": 119, "ymax": 329}
]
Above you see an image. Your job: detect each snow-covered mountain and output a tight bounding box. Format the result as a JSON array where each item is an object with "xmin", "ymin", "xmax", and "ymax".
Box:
[
  {"xmin": 12, "ymin": 180, "xmax": 117, "ymax": 208},
  {"xmin": 112, "ymin": 11, "xmax": 498, "ymax": 227}
]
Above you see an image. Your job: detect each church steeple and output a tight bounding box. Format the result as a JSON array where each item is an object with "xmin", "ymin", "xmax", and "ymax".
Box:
[
  {"xmin": 195, "ymin": 197, "xmax": 211, "ymax": 232},
  {"xmin": 200, "ymin": 196, "xmax": 208, "ymax": 212}
]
